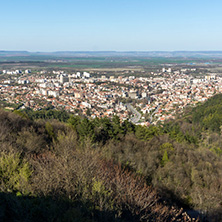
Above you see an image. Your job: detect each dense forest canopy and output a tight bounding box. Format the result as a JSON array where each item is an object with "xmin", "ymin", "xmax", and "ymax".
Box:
[{"xmin": 1, "ymin": 94, "xmax": 222, "ymax": 221}]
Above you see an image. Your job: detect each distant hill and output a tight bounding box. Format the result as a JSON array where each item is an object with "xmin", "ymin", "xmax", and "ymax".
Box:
[
  {"xmin": 190, "ymin": 94, "xmax": 222, "ymax": 133},
  {"xmin": 1, "ymin": 50, "xmax": 222, "ymax": 58},
  {"xmin": 167, "ymin": 93, "xmax": 222, "ymax": 138}
]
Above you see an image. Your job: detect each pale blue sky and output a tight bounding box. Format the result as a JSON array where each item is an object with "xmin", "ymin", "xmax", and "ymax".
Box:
[{"xmin": 1, "ymin": 0, "xmax": 222, "ymax": 51}]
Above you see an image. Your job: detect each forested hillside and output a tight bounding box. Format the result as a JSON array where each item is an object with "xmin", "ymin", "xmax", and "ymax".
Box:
[{"xmin": 1, "ymin": 94, "xmax": 222, "ymax": 221}]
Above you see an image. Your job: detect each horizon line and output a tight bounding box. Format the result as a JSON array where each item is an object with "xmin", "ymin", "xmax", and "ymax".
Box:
[{"xmin": 1, "ymin": 50, "xmax": 222, "ymax": 53}]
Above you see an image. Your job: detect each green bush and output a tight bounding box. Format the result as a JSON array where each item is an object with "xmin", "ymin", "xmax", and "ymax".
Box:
[{"xmin": 0, "ymin": 151, "xmax": 32, "ymax": 194}]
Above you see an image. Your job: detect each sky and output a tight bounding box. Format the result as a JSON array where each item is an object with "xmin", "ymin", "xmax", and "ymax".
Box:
[{"xmin": 1, "ymin": 0, "xmax": 222, "ymax": 51}]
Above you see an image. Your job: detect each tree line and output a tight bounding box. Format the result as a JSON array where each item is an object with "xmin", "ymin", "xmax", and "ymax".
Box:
[{"xmin": 2, "ymin": 94, "xmax": 222, "ymax": 221}]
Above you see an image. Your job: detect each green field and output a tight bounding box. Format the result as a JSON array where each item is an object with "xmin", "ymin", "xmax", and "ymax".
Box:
[{"xmin": 0, "ymin": 55, "xmax": 218, "ymax": 70}]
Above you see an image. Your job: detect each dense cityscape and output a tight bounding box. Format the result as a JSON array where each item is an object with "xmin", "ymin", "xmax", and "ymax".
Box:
[{"xmin": 0, "ymin": 66, "xmax": 220, "ymax": 125}]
